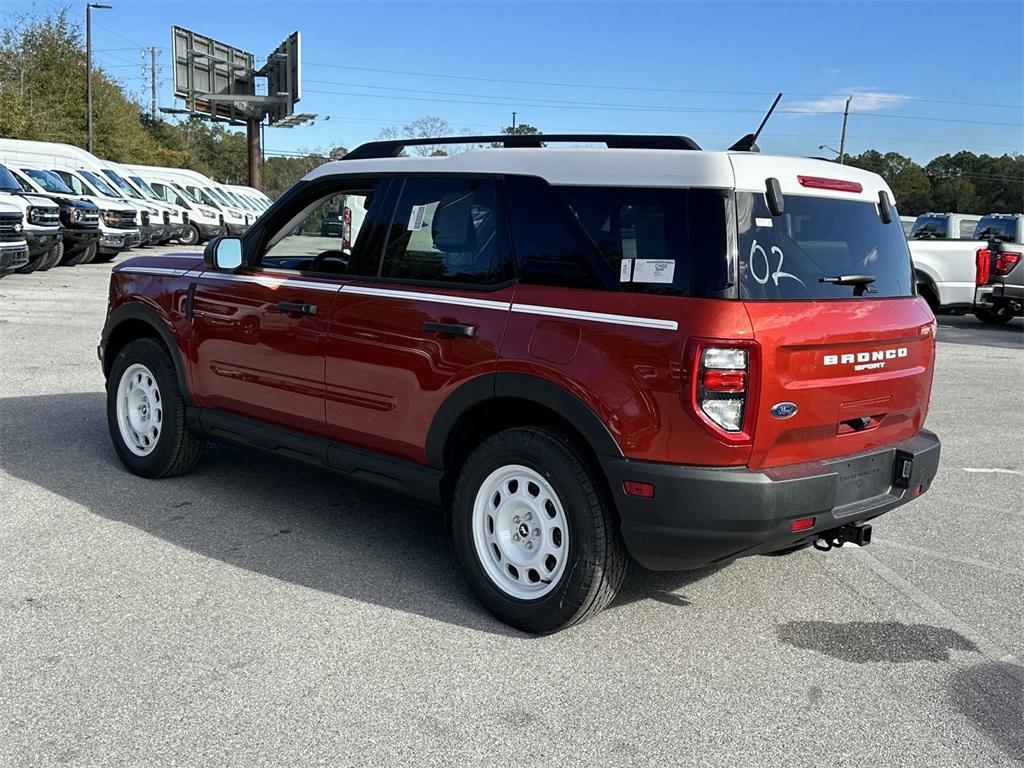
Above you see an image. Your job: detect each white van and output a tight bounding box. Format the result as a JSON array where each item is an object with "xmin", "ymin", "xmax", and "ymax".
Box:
[
  {"xmin": 101, "ymin": 162, "xmax": 191, "ymax": 245},
  {"xmin": 0, "ymin": 161, "xmax": 62, "ymax": 272},
  {"xmin": 124, "ymin": 169, "xmax": 223, "ymax": 245},
  {"xmin": 0, "ymin": 202, "xmax": 30, "ymax": 276},
  {"xmin": 124, "ymin": 164, "xmax": 250, "ymax": 235}
]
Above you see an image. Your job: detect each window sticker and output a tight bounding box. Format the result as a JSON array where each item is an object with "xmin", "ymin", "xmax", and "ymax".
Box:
[
  {"xmin": 620, "ymin": 258, "xmax": 633, "ymax": 282},
  {"xmin": 633, "ymin": 259, "xmax": 675, "ymax": 284},
  {"xmin": 407, "ymin": 204, "xmax": 426, "ymax": 231},
  {"xmin": 755, "ymin": 217, "xmax": 774, "ymax": 228}
]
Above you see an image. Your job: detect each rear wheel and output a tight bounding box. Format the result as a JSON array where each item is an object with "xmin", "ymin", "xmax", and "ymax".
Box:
[
  {"xmin": 452, "ymin": 426, "xmax": 627, "ymax": 634},
  {"xmin": 106, "ymin": 338, "xmax": 206, "ymax": 478},
  {"xmin": 974, "ymin": 307, "xmax": 1014, "ymax": 325}
]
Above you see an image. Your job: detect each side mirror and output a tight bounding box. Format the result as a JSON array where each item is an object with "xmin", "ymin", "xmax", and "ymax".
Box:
[{"xmin": 203, "ymin": 236, "xmax": 243, "ymax": 271}]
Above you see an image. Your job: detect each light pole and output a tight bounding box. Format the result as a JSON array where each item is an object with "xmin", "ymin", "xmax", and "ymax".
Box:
[
  {"xmin": 86, "ymin": 2, "xmax": 112, "ymax": 153},
  {"xmin": 818, "ymin": 144, "xmax": 841, "ymax": 157}
]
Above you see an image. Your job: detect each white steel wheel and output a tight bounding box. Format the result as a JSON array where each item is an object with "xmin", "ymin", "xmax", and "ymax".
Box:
[
  {"xmin": 115, "ymin": 363, "xmax": 163, "ymax": 456},
  {"xmin": 472, "ymin": 464, "xmax": 569, "ymax": 600}
]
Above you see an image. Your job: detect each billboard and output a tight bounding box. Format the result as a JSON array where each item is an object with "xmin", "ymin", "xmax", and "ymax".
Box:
[
  {"xmin": 261, "ymin": 31, "xmax": 301, "ymax": 125},
  {"xmin": 171, "ymin": 26, "xmax": 255, "ymax": 123}
]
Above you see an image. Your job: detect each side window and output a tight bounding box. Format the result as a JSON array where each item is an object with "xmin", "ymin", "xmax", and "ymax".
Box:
[
  {"xmin": 258, "ymin": 179, "xmax": 389, "ymax": 276},
  {"xmin": 379, "ymin": 177, "xmax": 512, "ymax": 285},
  {"xmin": 56, "ymin": 171, "xmax": 86, "ymax": 195},
  {"xmin": 507, "ymin": 177, "xmax": 727, "ymax": 296}
]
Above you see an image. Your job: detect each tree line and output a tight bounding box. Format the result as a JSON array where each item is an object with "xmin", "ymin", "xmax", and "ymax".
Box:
[{"xmin": 1, "ymin": 9, "xmax": 1020, "ymax": 210}]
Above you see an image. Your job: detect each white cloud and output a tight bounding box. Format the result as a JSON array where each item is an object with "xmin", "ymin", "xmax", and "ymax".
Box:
[{"xmin": 788, "ymin": 89, "xmax": 909, "ymax": 115}]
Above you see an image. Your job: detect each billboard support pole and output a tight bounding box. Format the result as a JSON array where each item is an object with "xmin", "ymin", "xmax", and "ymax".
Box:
[{"xmin": 246, "ymin": 116, "xmax": 263, "ymax": 190}]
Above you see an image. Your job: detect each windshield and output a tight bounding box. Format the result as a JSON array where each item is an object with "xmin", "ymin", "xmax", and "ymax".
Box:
[
  {"xmin": 79, "ymin": 170, "xmax": 120, "ymax": 197},
  {"xmin": 974, "ymin": 216, "xmax": 1019, "ymax": 243},
  {"xmin": 102, "ymin": 169, "xmax": 144, "ymax": 199},
  {"xmin": 909, "ymin": 216, "xmax": 947, "ymax": 240},
  {"xmin": 129, "ymin": 175, "xmax": 162, "ymax": 201},
  {"xmin": 207, "ymin": 187, "xmax": 231, "ymax": 206},
  {"xmin": 736, "ymin": 192, "xmax": 914, "ymax": 300},
  {"xmin": 172, "ymin": 183, "xmax": 202, "ymax": 205},
  {"xmin": 23, "ymin": 169, "xmax": 74, "ymax": 194},
  {"xmin": 0, "ymin": 164, "xmax": 21, "ymax": 192},
  {"xmin": 229, "ymin": 191, "xmax": 254, "ymax": 210}
]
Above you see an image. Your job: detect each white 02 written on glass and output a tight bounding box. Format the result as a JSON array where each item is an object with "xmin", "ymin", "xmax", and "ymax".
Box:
[{"xmin": 748, "ymin": 239, "xmax": 806, "ymax": 287}]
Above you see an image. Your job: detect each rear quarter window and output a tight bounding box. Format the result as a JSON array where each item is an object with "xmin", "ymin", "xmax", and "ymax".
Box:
[
  {"xmin": 736, "ymin": 192, "xmax": 914, "ymax": 300},
  {"xmin": 507, "ymin": 177, "xmax": 729, "ymax": 297}
]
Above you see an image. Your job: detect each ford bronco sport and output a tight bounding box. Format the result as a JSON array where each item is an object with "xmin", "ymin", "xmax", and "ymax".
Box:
[{"xmin": 100, "ymin": 135, "xmax": 941, "ymax": 633}]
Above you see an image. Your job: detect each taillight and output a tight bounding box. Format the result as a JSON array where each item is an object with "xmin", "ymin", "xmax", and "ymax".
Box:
[
  {"xmin": 994, "ymin": 251, "xmax": 1021, "ymax": 276},
  {"xmin": 976, "ymin": 248, "xmax": 992, "ymax": 285},
  {"xmin": 683, "ymin": 340, "xmax": 760, "ymax": 443}
]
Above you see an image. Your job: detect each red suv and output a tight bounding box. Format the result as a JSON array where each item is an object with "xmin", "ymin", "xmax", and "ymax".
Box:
[{"xmin": 100, "ymin": 135, "xmax": 941, "ymax": 633}]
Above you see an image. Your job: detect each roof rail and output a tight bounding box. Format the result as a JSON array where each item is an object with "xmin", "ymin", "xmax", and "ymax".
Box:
[{"xmin": 342, "ymin": 133, "xmax": 701, "ymax": 161}]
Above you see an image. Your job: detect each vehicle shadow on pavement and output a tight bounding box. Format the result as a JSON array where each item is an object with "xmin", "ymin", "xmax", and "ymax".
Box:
[
  {"xmin": 0, "ymin": 392, "xmax": 706, "ymax": 635},
  {"xmin": 949, "ymin": 661, "xmax": 1024, "ymax": 763}
]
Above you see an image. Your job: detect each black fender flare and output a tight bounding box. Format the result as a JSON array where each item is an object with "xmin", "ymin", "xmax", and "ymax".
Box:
[
  {"xmin": 101, "ymin": 302, "xmax": 194, "ymax": 407},
  {"xmin": 425, "ymin": 372, "xmax": 623, "ymax": 469}
]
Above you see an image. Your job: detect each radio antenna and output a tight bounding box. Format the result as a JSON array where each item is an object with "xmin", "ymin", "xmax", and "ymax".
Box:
[{"xmin": 728, "ymin": 92, "xmax": 783, "ymax": 152}]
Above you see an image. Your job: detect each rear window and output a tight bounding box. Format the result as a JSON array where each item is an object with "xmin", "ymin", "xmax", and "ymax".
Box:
[
  {"xmin": 736, "ymin": 192, "xmax": 914, "ymax": 300},
  {"xmin": 974, "ymin": 216, "xmax": 1019, "ymax": 243},
  {"xmin": 507, "ymin": 177, "xmax": 729, "ymax": 297},
  {"xmin": 910, "ymin": 216, "xmax": 948, "ymax": 239}
]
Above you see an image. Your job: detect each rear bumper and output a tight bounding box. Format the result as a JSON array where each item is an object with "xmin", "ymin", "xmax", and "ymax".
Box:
[
  {"xmin": 975, "ymin": 283, "xmax": 1023, "ymax": 314},
  {"xmin": 602, "ymin": 429, "xmax": 941, "ymax": 571}
]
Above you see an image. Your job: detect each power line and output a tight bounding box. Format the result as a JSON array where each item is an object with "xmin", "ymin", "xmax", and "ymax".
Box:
[
  {"xmin": 304, "ymin": 61, "xmax": 1024, "ymax": 111},
  {"xmin": 303, "ymin": 85, "xmax": 1022, "ymax": 127}
]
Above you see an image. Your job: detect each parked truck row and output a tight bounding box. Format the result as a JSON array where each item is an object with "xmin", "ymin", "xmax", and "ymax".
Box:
[{"xmin": 0, "ymin": 138, "xmax": 272, "ymax": 276}]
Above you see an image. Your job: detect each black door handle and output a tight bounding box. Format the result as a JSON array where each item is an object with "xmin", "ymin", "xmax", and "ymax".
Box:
[
  {"xmin": 423, "ymin": 321, "xmax": 476, "ymax": 338},
  {"xmin": 277, "ymin": 300, "xmax": 318, "ymax": 316}
]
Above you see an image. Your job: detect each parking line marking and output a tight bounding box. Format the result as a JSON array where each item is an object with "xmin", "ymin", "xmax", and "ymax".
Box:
[
  {"xmin": 962, "ymin": 467, "xmax": 1022, "ymax": 475},
  {"xmin": 850, "ymin": 548, "xmax": 1020, "ymax": 665}
]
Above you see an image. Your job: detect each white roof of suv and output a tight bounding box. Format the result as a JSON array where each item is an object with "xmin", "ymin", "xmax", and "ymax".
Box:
[{"xmin": 306, "ymin": 148, "xmax": 891, "ymax": 204}]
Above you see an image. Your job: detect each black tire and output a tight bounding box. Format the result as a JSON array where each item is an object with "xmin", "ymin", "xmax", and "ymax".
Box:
[
  {"xmin": 40, "ymin": 241, "xmax": 63, "ymax": 270},
  {"xmin": 61, "ymin": 241, "xmax": 95, "ymax": 266},
  {"xmin": 178, "ymin": 223, "xmax": 200, "ymax": 246},
  {"xmin": 452, "ymin": 426, "xmax": 627, "ymax": 634},
  {"xmin": 16, "ymin": 249, "xmax": 48, "ymax": 274},
  {"xmin": 974, "ymin": 307, "xmax": 1015, "ymax": 325},
  {"xmin": 106, "ymin": 338, "xmax": 206, "ymax": 478}
]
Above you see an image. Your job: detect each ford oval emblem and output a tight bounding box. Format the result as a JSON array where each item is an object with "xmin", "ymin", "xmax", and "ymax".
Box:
[{"xmin": 771, "ymin": 402, "xmax": 798, "ymax": 419}]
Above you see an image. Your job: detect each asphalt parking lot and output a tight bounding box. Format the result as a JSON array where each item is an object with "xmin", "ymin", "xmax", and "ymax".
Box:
[{"xmin": 1, "ymin": 249, "xmax": 1022, "ymax": 768}]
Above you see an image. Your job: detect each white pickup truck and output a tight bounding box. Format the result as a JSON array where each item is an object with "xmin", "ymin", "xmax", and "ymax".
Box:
[{"xmin": 910, "ymin": 238, "xmax": 986, "ymax": 315}]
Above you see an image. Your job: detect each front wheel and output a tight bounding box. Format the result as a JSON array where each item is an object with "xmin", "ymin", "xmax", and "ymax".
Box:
[
  {"xmin": 974, "ymin": 307, "xmax": 1015, "ymax": 325},
  {"xmin": 177, "ymin": 223, "xmax": 200, "ymax": 246},
  {"xmin": 106, "ymin": 338, "xmax": 206, "ymax": 478},
  {"xmin": 452, "ymin": 427, "xmax": 627, "ymax": 634}
]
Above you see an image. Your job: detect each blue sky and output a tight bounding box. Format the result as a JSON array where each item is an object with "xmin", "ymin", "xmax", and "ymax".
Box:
[{"xmin": 12, "ymin": 0, "xmax": 1024, "ymax": 162}]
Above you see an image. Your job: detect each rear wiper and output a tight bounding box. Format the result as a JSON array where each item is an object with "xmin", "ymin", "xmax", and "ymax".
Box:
[{"xmin": 820, "ymin": 274, "xmax": 877, "ymax": 296}]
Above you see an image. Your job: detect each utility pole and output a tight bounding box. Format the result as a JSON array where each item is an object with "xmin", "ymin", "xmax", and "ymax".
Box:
[
  {"xmin": 838, "ymin": 96, "xmax": 852, "ymax": 165},
  {"xmin": 148, "ymin": 46, "xmax": 158, "ymax": 120},
  {"xmin": 85, "ymin": 3, "xmax": 112, "ymax": 153}
]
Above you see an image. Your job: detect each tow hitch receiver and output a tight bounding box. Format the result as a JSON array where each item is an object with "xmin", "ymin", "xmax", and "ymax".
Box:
[{"xmin": 813, "ymin": 523, "xmax": 872, "ymax": 551}]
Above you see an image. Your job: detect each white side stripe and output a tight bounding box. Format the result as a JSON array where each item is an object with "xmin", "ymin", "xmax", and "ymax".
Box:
[
  {"xmin": 341, "ymin": 284, "xmax": 511, "ymax": 311},
  {"xmin": 201, "ymin": 272, "xmax": 340, "ymax": 293},
  {"xmin": 188, "ymin": 275, "xmax": 677, "ymax": 331},
  {"xmin": 511, "ymin": 303, "xmax": 679, "ymax": 331},
  {"xmin": 113, "ymin": 267, "xmax": 190, "ymax": 277}
]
